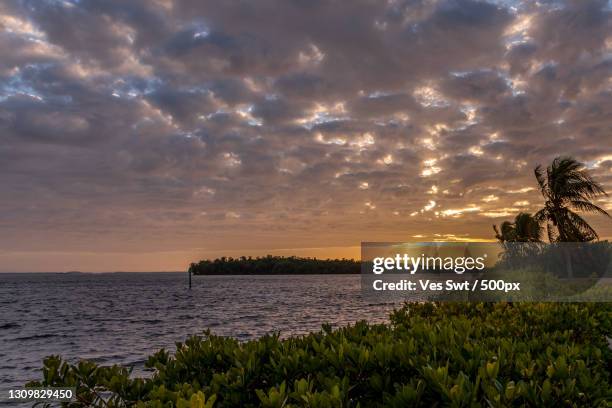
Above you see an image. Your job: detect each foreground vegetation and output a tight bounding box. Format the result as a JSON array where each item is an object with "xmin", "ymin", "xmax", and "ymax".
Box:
[
  {"xmin": 189, "ymin": 256, "xmax": 360, "ymax": 275},
  {"xmin": 29, "ymin": 302, "xmax": 611, "ymax": 407}
]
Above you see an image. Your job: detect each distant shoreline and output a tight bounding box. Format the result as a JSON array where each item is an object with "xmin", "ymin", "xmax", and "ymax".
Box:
[
  {"xmin": 0, "ymin": 271, "xmax": 186, "ymax": 274},
  {"xmin": 189, "ymin": 255, "xmax": 361, "ymax": 275},
  {"xmin": 193, "ymin": 271, "xmax": 361, "ymax": 275},
  {"xmin": 0, "ymin": 271, "xmax": 360, "ymax": 275}
]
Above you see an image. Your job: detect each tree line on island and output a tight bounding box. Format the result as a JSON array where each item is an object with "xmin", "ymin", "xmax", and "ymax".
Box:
[
  {"xmin": 189, "ymin": 255, "xmax": 360, "ymax": 275},
  {"xmin": 190, "ymin": 156, "xmax": 610, "ymax": 275}
]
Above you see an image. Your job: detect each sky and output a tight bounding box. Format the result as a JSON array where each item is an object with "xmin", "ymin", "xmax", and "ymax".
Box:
[{"xmin": 0, "ymin": 0, "xmax": 611, "ymax": 272}]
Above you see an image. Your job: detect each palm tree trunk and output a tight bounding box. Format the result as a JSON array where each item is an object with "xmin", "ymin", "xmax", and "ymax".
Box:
[{"xmin": 563, "ymin": 247, "xmax": 573, "ymax": 279}]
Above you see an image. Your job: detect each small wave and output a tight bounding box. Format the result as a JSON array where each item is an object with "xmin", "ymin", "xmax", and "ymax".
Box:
[
  {"xmin": 126, "ymin": 358, "xmax": 148, "ymax": 366},
  {"xmin": 0, "ymin": 322, "xmax": 20, "ymax": 330},
  {"xmin": 89, "ymin": 356, "xmax": 117, "ymax": 364},
  {"xmin": 142, "ymin": 319, "xmax": 164, "ymax": 324},
  {"xmin": 13, "ymin": 333, "xmax": 58, "ymax": 341},
  {"xmin": 365, "ymin": 302, "xmax": 398, "ymax": 307}
]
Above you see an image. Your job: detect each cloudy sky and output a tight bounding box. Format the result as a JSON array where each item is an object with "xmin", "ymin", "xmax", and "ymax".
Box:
[{"xmin": 1, "ymin": 0, "xmax": 611, "ymax": 271}]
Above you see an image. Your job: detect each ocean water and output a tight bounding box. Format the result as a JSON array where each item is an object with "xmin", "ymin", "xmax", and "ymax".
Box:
[{"xmin": 0, "ymin": 273, "xmax": 399, "ymax": 399}]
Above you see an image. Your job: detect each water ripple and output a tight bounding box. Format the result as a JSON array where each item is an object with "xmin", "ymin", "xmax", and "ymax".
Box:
[{"xmin": 0, "ymin": 272, "xmax": 399, "ymax": 398}]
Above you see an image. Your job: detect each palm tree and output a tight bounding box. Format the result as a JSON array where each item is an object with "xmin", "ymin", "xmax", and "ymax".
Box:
[
  {"xmin": 534, "ymin": 156, "xmax": 610, "ymax": 242},
  {"xmin": 493, "ymin": 212, "xmax": 543, "ymax": 243},
  {"xmin": 494, "ymin": 213, "xmax": 542, "ymax": 267}
]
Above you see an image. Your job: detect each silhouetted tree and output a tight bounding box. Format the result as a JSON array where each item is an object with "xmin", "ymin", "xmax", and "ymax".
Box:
[
  {"xmin": 534, "ymin": 156, "xmax": 610, "ymax": 242},
  {"xmin": 493, "ymin": 212, "xmax": 542, "ymax": 243},
  {"xmin": 189, "ymin": 256, "xmax": 360, "ymax": 275}
]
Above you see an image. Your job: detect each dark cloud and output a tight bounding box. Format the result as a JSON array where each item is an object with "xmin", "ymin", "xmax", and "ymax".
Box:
[
  {"xmin": 146, "ymin": 87, "xmax": 218, "ymax": 128},
  {"xmin": 347, "ymin": 93, "xmax": 421, "ymax": 119},
  {"xmin": 505, "ymin": 42, "xmax": 537, "ymax": 76},
  {"xmin": 0, "ymin": 0, "xmax": 611, "ymax": 270},
  {"xmin": 251, "ymin": 97, "xmax": 311, "ymax": 125},
  {"xmin": 530, "ymin": 0, "xmax": 610, "ymax": 64},
  {"xmin": 440, "ymin": 71, "xmax": 509, "ymax": 104}
]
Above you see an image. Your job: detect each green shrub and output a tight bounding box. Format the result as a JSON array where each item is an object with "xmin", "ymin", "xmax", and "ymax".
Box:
[{"xmin": 28, "ymin": 303, "xmax": 611, "ymax": 407}]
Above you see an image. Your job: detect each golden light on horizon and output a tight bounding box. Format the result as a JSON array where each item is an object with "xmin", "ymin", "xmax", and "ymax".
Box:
[{"xmin": 0, "ymin": 0, "xmax": 610, "ymax": 272}]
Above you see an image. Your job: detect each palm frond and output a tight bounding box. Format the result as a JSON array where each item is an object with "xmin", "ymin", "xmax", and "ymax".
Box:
[
  {"xmin": 514, "ymin": 212, "xmax": 543, "ymax": 242},
  {"xmin": 493, "ymin": 224, "xmax": 501, "ymax": 241},
  {"xmin": 534, "ymin": 164, "xmax": 547, "ymax": 195},
  {"xmin": 534, "ymin": 208, "xmax": 547, "ymax": 222},
  {"xmin": 570, "ymin": 200, "xmax": 611, "ymax": 217},
  {"xmin": 564, "ymin": 209, "xmax": 598, "ymax": 241},
  {"xmin": 565, "ymin": 179, "xmax": 608, "ymax": 199}
]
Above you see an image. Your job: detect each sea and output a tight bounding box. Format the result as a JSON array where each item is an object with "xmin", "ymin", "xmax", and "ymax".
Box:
[{"xmin": 0, "ymin": 272, "xmax": 400, "ymax": 404}]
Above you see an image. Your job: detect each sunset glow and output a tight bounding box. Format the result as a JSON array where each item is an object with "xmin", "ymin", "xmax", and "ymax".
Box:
[{"xmin": 0, "ymin": 0, "xmax": 610, "ymax": 271}]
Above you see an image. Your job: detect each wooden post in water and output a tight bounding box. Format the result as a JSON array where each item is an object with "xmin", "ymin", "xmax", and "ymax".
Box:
[{"xmin": 188, "ymin": 266, "xmax": 192, "ymax": 289}]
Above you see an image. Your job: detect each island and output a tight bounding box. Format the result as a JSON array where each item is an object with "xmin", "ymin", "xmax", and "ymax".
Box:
[{"xmin": 188, "ymin": 255, "xmax": 360, "ymax": 275}]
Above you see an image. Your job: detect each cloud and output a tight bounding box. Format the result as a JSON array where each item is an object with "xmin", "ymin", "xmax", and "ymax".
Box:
[{"xmin": 0, "ymin": 0, "xmax": 611, "ymax": 270}]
